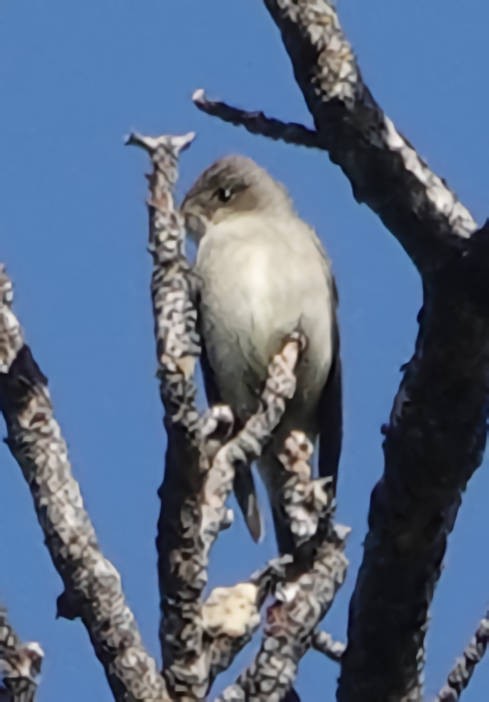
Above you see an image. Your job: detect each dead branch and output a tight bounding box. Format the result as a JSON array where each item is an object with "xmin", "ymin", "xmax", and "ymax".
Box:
[
  {"xmin": 312, "ymin": 631, "xmax": 345, "ymax": 664},
  {"xmin": 0, "ymin": 605, "xmax": 43, "ymax": 702},
  {"xmin": 193, "ymin": 89, "xmax": 322, "ymax": 150},
  {"xmin": 0, "ymin": 267, "xmax": 169, "ymax": 702},
  {"xmin": 126, "ymin": 131, "xmax": 204, "ymax": 696},
  {"xmin": 436, "ymin": 610, "xmax": 489, "ymax": 702},
  {"xmin": 218, "ymin": 433, "xmax": 348, "ymax": 702}
]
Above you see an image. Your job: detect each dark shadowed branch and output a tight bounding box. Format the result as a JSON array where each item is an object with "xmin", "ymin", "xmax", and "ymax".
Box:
[
  {"xmin": 193, "ymin": 89, "xmax": 322, "ymax": 150},
  {"xmin": 0, "ymin": 267, "xmax": 170, "ymax": 702},
  {"xmin": 192, "ymin": 2, "xmax": 489, "ymax": 701},
  {"xmin": 0, "ymin": 605, "xmax": 43, "ymax": 702}
]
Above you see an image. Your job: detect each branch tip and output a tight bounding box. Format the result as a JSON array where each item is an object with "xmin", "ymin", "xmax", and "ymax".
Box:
[{"xmin": 125, "ymin": 130, "xmax": 196, "ymax": 156}]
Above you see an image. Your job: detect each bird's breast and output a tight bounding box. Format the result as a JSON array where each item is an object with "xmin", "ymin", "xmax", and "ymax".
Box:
[{"xmin": 196, "ymin": 215, "xmax": 334, "ymax": 419}]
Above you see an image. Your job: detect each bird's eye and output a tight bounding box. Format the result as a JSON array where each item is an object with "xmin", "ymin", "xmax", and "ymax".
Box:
[{"xmin": 215, "ymin": 187, "xmax": 233, "ymax": 203}]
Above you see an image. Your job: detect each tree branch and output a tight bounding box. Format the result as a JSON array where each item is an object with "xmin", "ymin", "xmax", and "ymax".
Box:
[
  {"xmin": 193, "ymin": 89, "xmax": 322, "ymax": 149},
  {"xmin": 436, "ymin": 611, "xmax": 489, "ymax": 702},
  {"xmin": 218, "ymin": 433, "xmax": 349, "ymax": 702},
  {"xmin": 312, "ymin": 631, "xmax": 345, "ymax": 664},
  {"xmin": 219, "ymin": 529, "xmax": 347, "ymax": 702},
  {"xmin": 263, "ymin": 0, "xmax": 479, "ymax": 269},
  {"xmin": 0, "ymin": 605, "xmax": 43, "ymax": 702},
  {"xmin": 0, "ymin": 267, "xmax": 170, "ymax": 702},
  {"xmin": 195, "ymin": 0, "xmax": 477, "ymax": 273},
  {"xmin": 339, "ymin": 224, "xmax": 489, "ymax": 701}
]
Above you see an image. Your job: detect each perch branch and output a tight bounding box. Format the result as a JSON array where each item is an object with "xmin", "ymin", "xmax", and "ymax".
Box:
[
  {"xmin": 127, "ymin": 130, "xmax": 205, "ymax": 696},
  {"xmin": 436, "ymin": 611, "xmax": 489, "ymax": 702},
  {"xmin": 0, "ymin": 605, "xmax": 43, "ymax": 702},
  {"xmin": 129, "ymin": 131, "xmax": 311, "ymax": 699},
  {"xmin": 0, "ymin": 266, "xmax": 169, "ymax": 702},
  {"xmin": 218, "ymin": 432, "xmax": 349, "ymax": 702}
]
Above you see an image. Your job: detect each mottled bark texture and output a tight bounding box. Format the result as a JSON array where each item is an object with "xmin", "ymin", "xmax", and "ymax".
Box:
[
  {"xmin": 0, "ymin": 267, "xmax": 170, "ymax": 702},
  {"xmin": 192, "ymin": 1, "xmax": 489, "ymax": 700},
  {"xmin": 218, "ymin": 524, "xmax": 347, "ymax": 702},
  {"xmin": 128, "ymin": 133, "xmax": 347, "ymax": 701},
  {"xmin": 0, "ymin": 606, "xmax": 42, "ymax": 702}
]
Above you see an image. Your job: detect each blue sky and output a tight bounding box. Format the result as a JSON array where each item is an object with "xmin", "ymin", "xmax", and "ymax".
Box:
[{"xmin": 1, "ymin": 1, "xmax": 488, "ymax": 700}]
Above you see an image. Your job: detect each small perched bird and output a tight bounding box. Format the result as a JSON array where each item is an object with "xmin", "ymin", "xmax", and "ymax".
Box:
[{"xmin": 181, "ymin": 156, "xmax": 342, "ymax": 554}]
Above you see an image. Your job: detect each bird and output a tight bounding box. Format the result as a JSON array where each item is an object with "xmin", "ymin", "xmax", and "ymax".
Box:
[{"xmin": 181, "ymin": 155, "xmax": 342, "ymax": 554}]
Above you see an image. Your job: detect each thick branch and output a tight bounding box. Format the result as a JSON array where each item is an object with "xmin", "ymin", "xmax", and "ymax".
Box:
[
  {"xmin": 0, "ymin": 267, "xmax": 169, "ymax": 702},
  {"xmin": 338, "ymin": 226, "xmax": 489, "ymax": 702},
  {"xmin": 436, "ymin": 611, "xmax": 489, "ymax": 702},
  {"xmin": 0, "ymin": 605, "xmax": 43, "ymax": 702},
  {"xmin": 262, "ymin": 0, "xmax": 478, "ymax": 270}
]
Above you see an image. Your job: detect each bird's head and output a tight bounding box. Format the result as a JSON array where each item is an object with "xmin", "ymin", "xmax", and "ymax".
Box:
[{"xmin": 181, "ymin": 155, "xmax": 292, "ymax": 240}]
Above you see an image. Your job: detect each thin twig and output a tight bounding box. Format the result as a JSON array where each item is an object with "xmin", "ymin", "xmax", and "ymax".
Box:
[
  {"xmin": 193, "ymin": 89, "xmax": 323, "ymax": 149},
  {"xmin": 0, "ymin": 266, "xmax": 169, "ymax": 702},
  {"xmin": 312, "ymin": 630, "xmax": 345, "ymax": 663},
  {"xmin": 436, "ymin": 612, "xmax": 489, "ymax": 702}
]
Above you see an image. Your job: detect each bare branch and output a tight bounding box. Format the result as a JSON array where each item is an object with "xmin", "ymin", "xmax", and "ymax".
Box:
[
  {"xmin": 436, "ymin": 612, "xmax": 489, "ymax": 702},
  {"xmin": 193, "ymin": 89, "xmax": 322, "ymax": 149},
  {"xmin": 127, "ymin": 130, "xmax": 206, "ymax": 695},
  {"xmin": 218, "ymin": 528, "xmax": 348, "ymax": 702},
  {"xmin": 338, "ymin": 223, "xmax": 489, "ymax": 702},
  {"xmin": 312, "ymin": 630, "xmax": 345, "ymax": 663},
  {"xmin": 218, "ymin": 431, "xmax": 348, "ymax": 702},
  {"xmin": 0, "ymin": 266, "xmax": 169, "ymax": 702},
  {"xmin": 195, "ymin": 1, "xmax": 477, "ymax": 272},
  {"xmin": 263, "ymin": 0, "xmax": 479, "ymax": 268},
  {"xmin": 206, "ymin": 556, "xmax": 291, "ymax": 682},
  {"xmin": 0, "ymin": 605, "xmax": 43, "ymax": 702}
]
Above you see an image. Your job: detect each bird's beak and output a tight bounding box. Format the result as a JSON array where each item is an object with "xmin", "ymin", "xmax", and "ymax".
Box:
[{"xmin": 181, "ymin": 205, "xmax": 208, "ymax": 241}]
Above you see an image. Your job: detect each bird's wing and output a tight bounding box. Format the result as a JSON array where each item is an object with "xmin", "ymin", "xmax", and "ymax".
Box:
[
  {"xmin": 317, "ymin": 313, "xmax": 342, "ymax": 490},
  {"xmin": 304, "ymin": 224, "xmax": 343, "ymax": 487},
  {"xmin": 199, "ymin": 307, "xmax": 263, "ymax": 543}
]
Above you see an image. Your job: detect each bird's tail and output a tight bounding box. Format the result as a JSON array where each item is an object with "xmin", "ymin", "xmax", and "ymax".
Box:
[
  {"xmin": 259, "ymin": 452, "xmax": 297, "ymax": 555},
  {"xmin": 233, "ymin": 465, "xmax": 263, "ymax": 542}
]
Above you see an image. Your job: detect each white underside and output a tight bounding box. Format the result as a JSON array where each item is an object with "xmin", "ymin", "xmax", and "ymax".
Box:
[{"xmin": 196, "ymin": 212, "xmax": 335, "ymax": 431}]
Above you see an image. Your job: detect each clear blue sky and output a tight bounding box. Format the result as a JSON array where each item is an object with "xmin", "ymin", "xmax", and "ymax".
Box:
[{"xmin": 1, "ymin": 2, "xmax": 488, "ymax": 700}]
